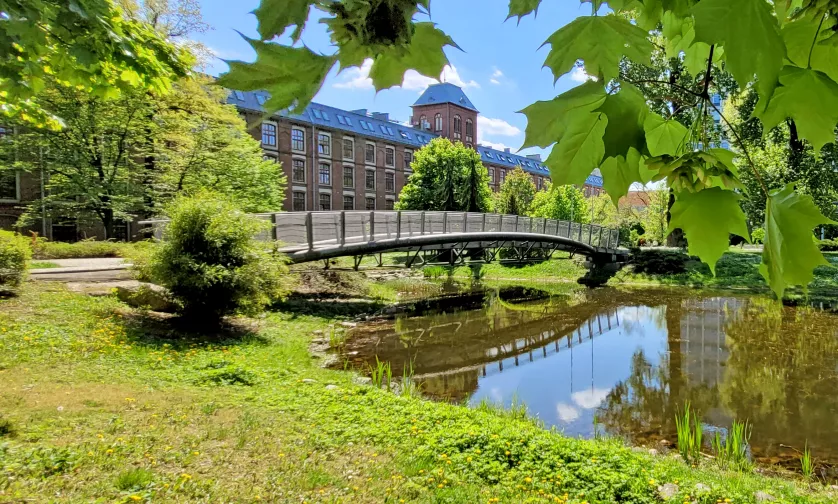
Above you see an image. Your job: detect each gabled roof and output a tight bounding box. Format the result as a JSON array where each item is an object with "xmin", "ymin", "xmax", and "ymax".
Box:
[
  {"xmin": 227, "ymin": 89, "xmax": 602, "ymax": 188},
  {"xmin": 412, "ymin": 83, "xmax": 478, "ymax": 112}
]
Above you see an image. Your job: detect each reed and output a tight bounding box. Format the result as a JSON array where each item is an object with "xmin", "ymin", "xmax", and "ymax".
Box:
[
  {"xmin": 712, "ymin": 420, "xmax": 752, "ymax": 471},
  {"xmin": 370, "ymin": 357, "xmax": 392, "ymax": 390},
  {"xmin": 801, "ymin": 442, "xmax": 814, "ymax": 480},
  {"xmin": 675, "ymin": 402, "xmax": 703, "ymax": 464}
]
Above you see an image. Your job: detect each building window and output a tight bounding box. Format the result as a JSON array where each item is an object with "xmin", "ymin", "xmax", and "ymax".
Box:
[
  {"xmin": 365, "ymin": 143, "xmax": 375, "ymax": 164},
  {"xmin": 0, "ymin": 171, "xmax": 18, "ymax": 201},
  {"xmin": 343, "ymin": 138, "xmax": 354, "ymax": 160},
  {"xmin": 343, "ymin": 195, "xmax": 354, "ymax": 210},
  {"xmin": 365, "ymin": 197, "xmax": 376, "ymax": 210},
  {"xmin": 385, "ymin": 200, "xmax": 395, "ymax": 210},
  {"xmin": 404, "ymin": 150, "xmax": 413, "ymax": 167},
  {"xmin": 488, "ymin": 167, "xmax": 495, "ymax": 183},
  {"xmin": 318, "ymin": 133, "xmax": 331, "ymax": 156},
  {"xmin": 262, "ymin": 122, "xmax": 277, "ymax": 146},
  {"xmin": 292, "ymin": 129, "xmax": 305, "ymax": 151},
  {"xmin": 319, "ymin": 163, "xmax": 331, "ymax": 185},
  {"xmin": 500, "ymin": 169, "xmax": 506, "ymax": 184},
  {"xmin": 365, "ymin": 169, "xmax": 375, "ymax": 190},
  {"xmin": 319, "ymin": 193, "xmax": 331, "ymax": 211},
  {"xmin": 419, "ymin": 115, "xmax": 427, "ymax": 130},
  {"xmin": 343, "ymin": 166, "xmax": 354, "ymax": 188},
  {"xmin": 453, "ymin": 115, "xmax": 461, "ymax": 140},
  {"xmin": 385, "ymin": 147, "xmax": 395, "ymax": 167},
  {"xmin": 466, "ymin": 119, "xmax": 473, "ymax": 143},
  {"xmin": 292, "ymin": 159, "xmax": 306, "ymax": 183},
  {"xmin": 385, "ymin": 172, "xmax": 395, "ymax": 192},
  {"xmin": 434, "ymin": 113, "xmax": 443, "ymax": 132},
  {"xmin": 293, "ymin": 191, "xmax": 306, "ymax": 211}
]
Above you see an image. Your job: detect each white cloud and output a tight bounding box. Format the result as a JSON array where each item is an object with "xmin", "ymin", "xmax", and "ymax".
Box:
[
  {"xmin": 571, "ymin": 388, "xmax": 611, "ymax": 409},
  {"xmin": 333, "ymin": 58, "xmax": 374, "ymax": 90},
  {"xmin": 333, "ymin": 59, "xmax": 478, "ymax": 92},
  {"xmin": 556, "ymin": 403, "xmax": 580, "ymax": 423},
  {"xmin": 478, "ymin": 116, "xmax": 522, "ymax": 137},
  {"xmin": 490, "ymin": 67, "xmax": 504, "ymax": 85},
  {"xmin": 570, "ymin": 66, "xmax": 594, "ymax": 83}
]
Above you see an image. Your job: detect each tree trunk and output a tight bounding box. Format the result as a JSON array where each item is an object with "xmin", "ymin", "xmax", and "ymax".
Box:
[{"xmin": 666, "ymin": 189, "xmax": 686, "ymax": 247}]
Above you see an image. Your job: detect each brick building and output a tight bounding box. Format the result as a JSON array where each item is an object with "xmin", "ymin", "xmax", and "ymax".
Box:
[
  {"xmin": 231, "ymin": 82, "xmax": 603, "ymax": 212},
  {"xmin": 0, "ymin": 84, "xmax": 604, "ymax": 240}
]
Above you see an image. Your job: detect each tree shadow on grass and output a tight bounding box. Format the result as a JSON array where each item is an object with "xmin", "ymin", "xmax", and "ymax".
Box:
[{"xmin": 105, "ymin": 306, "xmax": 269, "ymax": 351}]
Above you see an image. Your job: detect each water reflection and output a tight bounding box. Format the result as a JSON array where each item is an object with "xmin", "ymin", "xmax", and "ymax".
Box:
[{"xmin": 339, "ymin": 287, "xmax": 838, "ymax": 468}]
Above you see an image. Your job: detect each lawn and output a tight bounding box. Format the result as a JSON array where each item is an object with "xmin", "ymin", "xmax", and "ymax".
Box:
[{"xmin": 0, "ymin": 282, "xmax": 835, "ymax": 503}]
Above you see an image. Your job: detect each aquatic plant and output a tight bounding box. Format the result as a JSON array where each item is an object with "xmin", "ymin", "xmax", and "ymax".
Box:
[
  {"xmin": 801, "ymin": 442, "xmax": 814, "ymax": 480},
  {"xmin": 370, "ymin": 357, "xmax": 392, "ymax": 390},
  {"xmin": 423, "ymin": 265, "xmax": 447, "ymax": 279},
  {"xmin": 712, "ymin": 420, "xmax": 752, "ymax": 471},
  {"xmin": 399, "ymin": 361, "xmax": 420, "ymax": 398},
  {"xmin": 675, "ymin": 402, "xmax": 702, "ymax": 464}
]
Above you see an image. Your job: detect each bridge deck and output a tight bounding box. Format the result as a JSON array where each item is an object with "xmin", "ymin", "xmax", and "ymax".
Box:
[{"xmin": 140, "ymin": 211, "xmax": 627, "ymax": 264}]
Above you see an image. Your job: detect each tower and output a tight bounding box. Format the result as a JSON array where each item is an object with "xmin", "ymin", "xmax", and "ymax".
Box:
[{"xmin": 411, "ymin": 83, "xmax": 479, "ymax": 148}]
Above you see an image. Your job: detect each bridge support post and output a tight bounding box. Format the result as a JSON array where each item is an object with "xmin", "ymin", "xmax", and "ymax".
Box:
[
  {"xmin": 442, "ymin": 212, "xmax": 448, "ymax": 234},
  {"xmin": 271, "ymin": 213, "xmax": 279, "ymax": 241},
  {"xmin": 305, "ymin": 212, "xmax": 313, "ymax": 251},
  {"xmin": 340, "ymin": 211, "xmax": 346, "ymax": 247},
  {"xmin": 396, "ymin": 211, "xmax": 402, "ymax": 239},
  {"xmin": 588, "ymin": 225, "xmax": 594, "ymax": 245},
  {"xmin": 420, "ymin": 211, "xmax": 426, "ymax": 235},
  {"xmin": 369, "ymin": 211, "xmax": 375, "ymax": 242}
]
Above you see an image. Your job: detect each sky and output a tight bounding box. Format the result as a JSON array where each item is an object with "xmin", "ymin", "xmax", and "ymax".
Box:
[{"xmin": 191, "ymin": 0, "xmax": 597, "ymax": 159}]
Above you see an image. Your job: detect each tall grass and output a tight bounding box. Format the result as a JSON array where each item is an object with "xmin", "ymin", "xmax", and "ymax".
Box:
[
  {"xmin": 675, "ymin": 402, "xmax": 703, "ymax": 464},
  {"xmin": 370, "ymin": 357, "xmax": 392, "ymax": 390},
  {"xmin": 423, "ymin": 266, "xmax": 447, "ymax": 279},
  {"xmin": 801, "ymin": 442, "xmax": 814, "ymax": 480},
  {"xmin": 399, "ymin": 361, "xmax": 420, "ymax": 398},
  {"xmin": 712, "ymin": 420, "xmax": 752, "ymax": 471}
]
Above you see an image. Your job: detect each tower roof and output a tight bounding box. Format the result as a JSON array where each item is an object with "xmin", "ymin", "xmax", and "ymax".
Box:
[{"xmin": 412, "ymin": 83, "xmax": 478, "ymax": 112}]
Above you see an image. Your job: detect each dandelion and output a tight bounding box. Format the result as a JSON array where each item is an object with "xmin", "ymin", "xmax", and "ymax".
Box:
[
  {"xmin": 105, "ymin": 449, "xmax": 114, "ymax": 455},
  {"xmin": 524, "ymin": 477, "xmax": 532, "ymax": 483},
  {"xmin": 181, "ymin": 473, "xmax": 192, "ymax": 480},
  {"xmin": 192, "ymin": 451, "xmax": 200, "ymax": 456},
  {"xmin": 129, "ymin": 496, "xmax": 142, "ymax": 501}
]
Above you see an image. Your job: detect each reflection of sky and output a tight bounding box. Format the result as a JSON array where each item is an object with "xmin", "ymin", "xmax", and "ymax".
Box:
[{"xmin": 469, "ymin": 306, "xmax": 669, "ymax": 437}]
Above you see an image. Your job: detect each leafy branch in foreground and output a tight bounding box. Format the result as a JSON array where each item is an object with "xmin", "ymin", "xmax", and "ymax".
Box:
[{"xmin": 228, "ymin": 0, "xmax": 838, "ymax": 299}]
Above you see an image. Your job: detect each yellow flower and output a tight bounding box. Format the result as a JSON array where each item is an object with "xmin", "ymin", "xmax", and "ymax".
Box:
[
  {"xmin": 192, "ymin": 451, "xmax": 200, "ymax": 456},
  {"xmin": 466, "ymin": 456, "xmax": 473, "ymax": 462},
  {"xmin": 181, "ymin": 473, "xmax": 192, "ymax": 480},
  {"xmin": 525, "ymin": 477, "xmax": 532, "ymax": 483},
  {"xmin": 129, "ymin": 496, "xmax": 142, "ymax": 502}
]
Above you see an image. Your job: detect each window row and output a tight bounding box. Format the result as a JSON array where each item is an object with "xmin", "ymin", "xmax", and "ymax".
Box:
[
  {"xmin": 291, "ymin": 160, "xmax": 396, "ymax": 192},
  {"xmin": 292, "ymin": 192, "xmax": 394, "ymax": 212}
]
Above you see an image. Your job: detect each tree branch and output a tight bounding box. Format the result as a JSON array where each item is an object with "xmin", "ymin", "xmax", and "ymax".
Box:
[{"xmin": 706, "ymin": 99, "xmax": 769, "ymax": 196}]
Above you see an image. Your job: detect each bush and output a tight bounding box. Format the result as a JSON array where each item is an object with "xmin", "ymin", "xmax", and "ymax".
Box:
[
  {"xmin": 31, "ymin": 238, "xmax": 127, "ymax": 259},
  {"xmin": 149, "ymin": 193, "xmax": 292, "ymax": 321},
  {"xmin": 751, "ymin": 228, "xmax": 766, "ymax": 245},
  {"xmin": 630, "ymin": 249, "xmax": 689, "ymax": 275},
  {"xmin": 819, "ymin": 239, "xmax": 838, "ymax": 252},
  {"xmin": 0, "ymin": 231, "xmax": 32, "ymax": 290}
]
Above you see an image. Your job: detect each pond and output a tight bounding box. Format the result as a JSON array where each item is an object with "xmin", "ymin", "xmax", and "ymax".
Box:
[{"xmin": 339, "ymin": 285, "xmax": 838, "ymax": 474}]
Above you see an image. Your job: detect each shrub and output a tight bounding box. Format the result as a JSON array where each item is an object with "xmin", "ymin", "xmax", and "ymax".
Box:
[
  {"xmin": 751, "ymin": 227, "xmax": 766, "ymax": 245},
  {"xmin": 819, "ymin": 238, "xmax": 838, "ymax": 252},
  {"xmin": 630, "ymin": 249, "xmax": 689, "ymax": 275},
  {"xmin": 149, "ymin": 193, "xmax": 291, "ymax": 322},
  {"xmin": 0, "ymin": 231, "xmax": 32, "ymax": 290},
  {"xmin": 31, "ymin": 238, "xmax": 131, "ymax": 259}
]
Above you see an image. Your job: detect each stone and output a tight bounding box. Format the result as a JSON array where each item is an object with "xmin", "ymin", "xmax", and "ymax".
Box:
[
  {"xmin": 325, "ymin": 384, "xmax": 339, "ymax": 391},
  {"xmin": 694, "ymin": 483, "xmax": 711, "ymax": 492},
  {"xmin": 312, "ymin": 330, "xmax": 324, "ymax": 335},
  {"xmin": 754, "ymin": 491, "xmax": 776, "ymax": 502},
  {"xmin": 648, "ymin": 449, "xmax": 659, "ymax": 456},
  {"xmin": 657, "ymin": 483, "xmax": 679, "ymax": 500},
  {"xmin": 353, "ymin": 376, "xmax": 372, "ymax": 386},
  {"xmin": 301, "ymin": 379, "xmax": 316, "ymax": 384},
  {"xmin": 340, "ymin": 321, "xmax": 357, "ymax": 328},
  {"xmin": 116, "ymin": 282, "xmax": 177, "ymax": 312}
]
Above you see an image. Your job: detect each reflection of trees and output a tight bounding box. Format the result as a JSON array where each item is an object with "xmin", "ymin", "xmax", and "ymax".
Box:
[{"xmin": 720, "ymin": 299, "xmax": 838, "ymax": 460}]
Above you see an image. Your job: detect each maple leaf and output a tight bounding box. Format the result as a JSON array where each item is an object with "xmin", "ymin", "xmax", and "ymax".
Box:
[
  {"xmin": 545, "ymin": 112, "xmax": 607, "ymax": 187},
  {"xmin": 519, "ymin": 81, "xmax": 607, "ymax": 149}
]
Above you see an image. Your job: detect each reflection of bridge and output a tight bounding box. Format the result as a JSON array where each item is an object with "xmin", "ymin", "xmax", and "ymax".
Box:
[
  {"xmin": 415, "ymin": 309, "xmax": 620, "ymax": 381},
  {"xmin": 265, "ymin": 211, "xmax": 626, "ymax": 266}
]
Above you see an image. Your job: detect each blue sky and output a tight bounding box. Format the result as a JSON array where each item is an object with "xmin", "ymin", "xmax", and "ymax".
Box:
[{"xmin": 193, "ymin": 1, "xmax": 595, "ymax": 158}]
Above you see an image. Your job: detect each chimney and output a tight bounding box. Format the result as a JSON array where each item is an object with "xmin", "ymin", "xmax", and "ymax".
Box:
[
  {"xmin": 372, "ymin": 112, "xmax": 390, "ymax": 122},
  {"xmin": 526, "ymin": 154, "xmax": 542, "ymax": 161},
  {"xmin": 350, "ymin": 109, "xmax": 368, "ymax": 116}
]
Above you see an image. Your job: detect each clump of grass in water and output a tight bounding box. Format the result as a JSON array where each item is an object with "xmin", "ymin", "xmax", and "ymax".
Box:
[
  {"xmin": 327, "ymin": 325, "xmax": 345, "ymax": 349},
  {"xmin": 423, "ymin": 266, "xmax": 447, "ymax": 279},
  {"xmin": 370, "ymin": 357, "xmax": 392, "ymax": 390},
  {"xmin": 675, "ymin": 402, "xmax": 703, "ymax": 464},
  {"xmin": 801, "ymin": 442, "xmax": 814, "ymax": 480},
  {"xmin": 399, "ymin": 361, "xmax": 420, "ymax": 398},
  {"xmin": 711, "ymin": 419, "xmax": 752, "ymax": 471}
]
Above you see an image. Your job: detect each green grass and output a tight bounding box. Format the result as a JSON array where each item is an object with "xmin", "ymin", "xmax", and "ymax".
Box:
[
  {"xmin": 28, "ymin": 261, "xmax": 61, "ymax": 269},
  {"xmin": 31, "ymin": 239, "xmax": 150, "ymax": 260},
  {"xmin": 0, "ymin": 283, "xmax": 834, "ymax": 503}
]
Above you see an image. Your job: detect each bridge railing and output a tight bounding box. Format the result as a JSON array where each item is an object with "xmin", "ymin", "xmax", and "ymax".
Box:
[
  {"xmin": 266, "ymin": 211, "xmax": 621, "ymax": 252},
  {"xmin": 140, "ymin": 211, "xmax": 622, "ymax": 252}
]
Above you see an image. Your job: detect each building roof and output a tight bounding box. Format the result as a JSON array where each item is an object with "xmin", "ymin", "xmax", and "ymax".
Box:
[
  {"xmin": 412, "ymin": 83, "xmax": 479, "ymax": 112},
  {"xmin": 228, "ymin": 89, "xmax": 602, "ymax": 188}
]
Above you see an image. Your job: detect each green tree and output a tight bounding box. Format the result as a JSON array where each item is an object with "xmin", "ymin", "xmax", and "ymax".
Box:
[
  {"xmin": 397, "ymin": 138, "xmax": 491, "ymax": 212},
  {"xmin": 4, "ymin": 77, "xmax": 286, "ymax": 238},
  {"xmin": 239, "ymin": 0, "xmax": 838, "ymax": 299},
  {"xmin": 494, "ymin": 167, "xmax": 536, "ymax": 216},
  {"xmin": 529, "ymin": 182, "xmax": 589, "ymax": 222},
  {"xmin": 0, "ymin": 0, "xmax": 189, "ymax": 128}
]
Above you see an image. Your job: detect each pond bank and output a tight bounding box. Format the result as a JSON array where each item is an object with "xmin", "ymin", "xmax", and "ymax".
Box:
[{"xmin": 0, "ymin": 279, "xmax": 836, "ymax": 502}]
